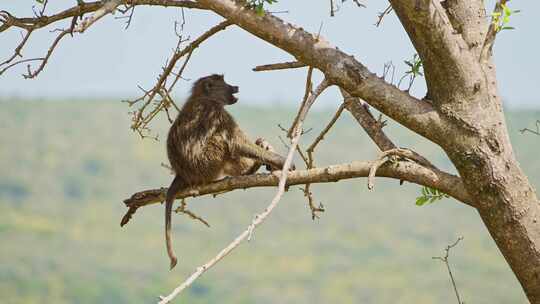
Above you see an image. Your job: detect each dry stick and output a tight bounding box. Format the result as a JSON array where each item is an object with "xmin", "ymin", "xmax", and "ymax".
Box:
[
  {"xmin": 252, "ymin": 61, "xmax": 307, "ymax": 72},
  {"xmin": 520, "ymin": 120, "xmax": 540, "ymax": 136},
  {"xmin": 174, "ymin": 199, "xmax": 210, "ymax": 227},
  {"xmin": 303, "ymin": 103, "xmax": 346, "ymax": 219},
  {"xmin": 23, "ymin": 22, "xmax": 76, "ymax": 79},
  {"xmin": 375, "ymin": 4, "xmax": 393, "ymax": 27},
  {"xmin": 0, "ymin": 29, "xmax": 33, "ymax": 67},
  {"xmin": 433, "ymin": 237, "xmax": 465, "ymax": 304},
  {"xmin": 157, "ymin": 79, "xmax": 330, "ymax": 304},
  {"xmin": 340, "ymin": 88, "xmax": 396, "ymax": 151},
  {"xmin": 0, "ymin": 58, "xmax": 43, "ymax": 76},
  {"xmin": 306, "ymin": 103, "xmax": 346, "ymax": 163},
  {"xmin": 287, "ymin": 66, "xmax": 314, "ymax": 138}
]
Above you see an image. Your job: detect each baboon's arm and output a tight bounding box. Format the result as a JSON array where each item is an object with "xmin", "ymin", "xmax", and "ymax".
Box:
[{"xmin": 233, "ymin": 137, "xmax": 288, "ymax": 170}]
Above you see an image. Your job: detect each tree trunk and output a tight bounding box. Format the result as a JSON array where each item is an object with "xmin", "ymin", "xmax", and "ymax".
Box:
[{"xmin": 391, "ymin": 1, "xmax": 540, "ymax": 301}]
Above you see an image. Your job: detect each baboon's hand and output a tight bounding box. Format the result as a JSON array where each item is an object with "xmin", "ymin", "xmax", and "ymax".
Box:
[
  {"xmin": 255, "ymin": 137, "xmax": 295, "ymax": 172},
  {"xmin": 255, "ymin": 137, "xmax": 275, "ymax": 152},
  {"xmin": 255, "ymin": 137, "xmax": 275, "ymax": 171}
]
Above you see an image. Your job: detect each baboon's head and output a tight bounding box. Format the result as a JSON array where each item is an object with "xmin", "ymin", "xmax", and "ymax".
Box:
[{"xmin": 193, "ymin": 74, "xmax": 239, "ymax": 106}]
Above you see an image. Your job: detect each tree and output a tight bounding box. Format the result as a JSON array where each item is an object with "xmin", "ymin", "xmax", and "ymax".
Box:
[{"xmin": 1, "ymin": 0, "xmax": 538, "ymax": 303}]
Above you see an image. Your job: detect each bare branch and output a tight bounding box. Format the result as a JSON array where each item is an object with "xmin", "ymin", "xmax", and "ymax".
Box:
[
  {"xmin": 252, "ymin": 61, "xmax": 307, "ymax": 72},
  {"xmin": 0, "ymin": 29, "xmax": 33, "ymax": 67},
  {"xmin": 0, "ymin": 0, "xmax": 205, "ymax": 33},
  {"xmin": 0, "ymin": 0, "xmax": 207, "ymax": 77},
  {"xmin": 288, "ymin": 76, "xmax": 330, "ymax": 138},
  {"xmin": 433, "ymin": 236, "xmax": 465, "ymax": 304},
  {"xmin": 174, "ymin": 199, "xmax": 210, "ymax": 227},
  {"xmin": 22, "ymin": 27, "xmax": 72, "ymax": 79},
  {"xmin": 302, "ymin": 103, "xmax": 345, "ymax": 219},
  {"xmin": 306, "ymin": 103, "xmax": 346, "ymax": 166},
  {"xmin": 340, "ymin": 88, "xmax": 396, "ymax": 151},
  {"xmin": 121, "ymin": 160, "xmax": 474, "ymax": 227},
  {"xmin": 520, "ymin": 120, "xmax": 540, "ymax": 136},
  {"xmin": 375, "ymin": 4, "xmax": 393, "ymax": 27},
  {"xmin": 127, "ymin": 20, "xmax": 232, "ymax": 136}
]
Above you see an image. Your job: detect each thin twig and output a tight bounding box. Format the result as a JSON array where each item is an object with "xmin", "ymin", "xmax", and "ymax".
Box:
[
  {"xmin": 433, "ymin": 236, "xmax": 465, "ymax": 304},
  {"xmin": 23, "ymin": 28, "xmax": 72, "ymax": 79},
  {"xmin": 174, "ymin": 199, "xmax": 210, "ymax": 227},
  {"xmin": 0, "ymin": 29, "xmax": 33, "ymax": 67},
  {"xmin": 127, "ymin": 20, "xmax": 232, "ymax": 137},
  {"xmin": 302, "ymin": 103, "xmax": 345, "ymax": 219},
  {"xmin": 287, "ymin": 67, "xmax": 314, "ymax": 138},
  {"xmin": 520, "ymin": 120, "xmax": 540, "ymax": 136},
  {"xmin": 375, "ymin": 4, "xmax": 393, "ymax": 27},
  {"xmin": 306, "ymin": 103, "xmax": 346, "ymax": 162}
]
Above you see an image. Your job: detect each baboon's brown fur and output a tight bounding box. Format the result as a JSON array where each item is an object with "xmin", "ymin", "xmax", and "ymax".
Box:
[{"xmin": 165, "ymin": 74, "xmax": 290, "ymax": 269}]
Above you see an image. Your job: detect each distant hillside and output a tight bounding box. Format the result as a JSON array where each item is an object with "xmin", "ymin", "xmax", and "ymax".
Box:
[{"xmin": 1, "ymin": 99, "xmax": 538, "ymax": 304}]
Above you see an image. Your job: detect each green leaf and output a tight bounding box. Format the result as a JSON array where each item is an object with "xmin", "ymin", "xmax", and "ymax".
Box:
[
  {"xmin": 502, "ymin": 3, "xmax": 512, "ymax": 16},
  {"xmin": 501, "ymin": 26, "xmax": 515, "ymax": 30},
  {"xmin": 255, "ymin": 3, "xmax": 265, "ymax": 16},
  {"xmin": 416, "ymin": 196, "xmax": 429, "ymax": 206}
]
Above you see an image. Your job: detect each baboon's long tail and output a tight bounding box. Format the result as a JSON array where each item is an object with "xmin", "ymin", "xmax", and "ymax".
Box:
[{"xmin": 165, "ymin": 175, "xmax": 184, "ymax": 270}]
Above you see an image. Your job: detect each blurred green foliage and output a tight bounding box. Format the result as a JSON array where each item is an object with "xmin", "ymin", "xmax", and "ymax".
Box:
[{"xmin": 0, "ymin": 99, "xmax": 538, "ymax": 303}]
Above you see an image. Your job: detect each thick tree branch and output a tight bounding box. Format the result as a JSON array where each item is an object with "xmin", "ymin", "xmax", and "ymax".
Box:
[
  {"xmin": 389, "ymin": 0, "xmax": 482, "ymax": 107},
  {"xmin": 122, "ymin": 161, "xmax": 474, "ymax": 226},
  {"xmin": 196, "ymin": 0, "xmax": 446, "ymax": 144},
  {"xmin": 441, "ymin": 0, "xmax": 487, "ymax": 59},
  {"xmin": 341, "ymin": 88, "xmax": 396, "ymax": 151}
]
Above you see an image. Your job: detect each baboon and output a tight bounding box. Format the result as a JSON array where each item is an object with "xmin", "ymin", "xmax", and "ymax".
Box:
[{"xmin": 165, "ymin": 74, "xmax": 292, "ymax": 269}]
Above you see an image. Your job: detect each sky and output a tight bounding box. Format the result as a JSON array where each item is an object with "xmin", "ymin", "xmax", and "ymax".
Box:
[{"xmin": 0, "ymin": 1, "xmax": 538, "ymax": 109}]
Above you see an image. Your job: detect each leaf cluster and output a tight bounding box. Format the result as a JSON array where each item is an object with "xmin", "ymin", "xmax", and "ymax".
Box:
[
  {"xmin": 492, "ymin": 3, "xmax": 520, "ymax": 32},
  {"xmin": 247, "ymin": 0, "xmax": 278, "ymax": 16},
  {"xmin": 416, "ymin": 186, "xmax": 449, "ymax": 206},
  {"xmin": 404, "ymin": 54, "xmax": 423, "ymax": 78}
]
